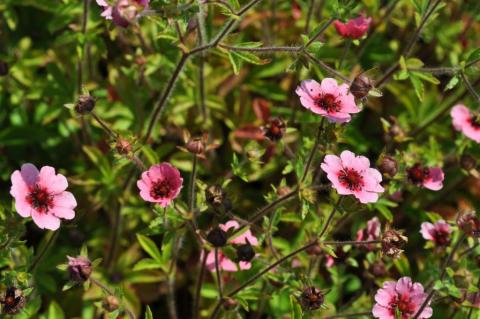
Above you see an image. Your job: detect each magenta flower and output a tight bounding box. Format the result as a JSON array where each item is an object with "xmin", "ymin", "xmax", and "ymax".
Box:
[
  {"xmin": 420, "ymin": 220, "xmax": 452, "ymax": 246},
  {"xmin": 321, "ymin": 150, "xmax": 384, "ymax": 203},
  {"xmin": 407, "ymin": 164, "xmax": 444, "ymax": 191},
  {"xmin": 334, "ymin": 15, "xmax": 372, "ymax": 39},
  {"xmin": 373, "ymin": 277, "xmax": 432, "ymax": 319},
  {"xmin": 357, "ymin": 217, "xmax": 381, "ymax": 249},
  {"xmin": 96, "ymin": 0, "xmax": 149, "ymax": 27},
  {"xmin": 10, "ymin": 164, "xmax": 77, "ymax": 230},
  {"xmin": 205, "ymin": 220, "xmax": 259, "ymax": 272},
  {"xmin": 137, "ymin": 163, "xmax": 183, "ymax": 207},
  {"xmin": 295, "ymin": 78, "xmax": 360, "ymax": 123},
  {"xmin": 450, "ymin": 104, "xmax": 480, "ymax": 143}
]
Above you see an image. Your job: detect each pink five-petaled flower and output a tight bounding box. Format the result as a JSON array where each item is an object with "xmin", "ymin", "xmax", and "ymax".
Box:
[
  {"xmin": 137, "ymin": 163, "xmax": 183, "ymax": 207},
  {"xmin": 206, "ymin": 220, "xmax": 259, "ymax": 272},
  {"xmin": 321, "ymin": 150, "xmax": 384, "ymax": 203},
  {"xmin": 10, "ymin": 164, "xmax": 77, "ymax": 231},
  {"xmin": 420, "ymin": 220, "xmax": 452, "ymax": 246},
  {"xmin": 96, "ymin": 0, "xmax": 149, "ymax": 28},
  {"xmin": 334, "ymin": 15, "xmax": 372, "ymax": 39},
  {"xmin": 373, "ymin": 277, "xmax": 432, "ymax": 319},
  {"xmin": 407, "ymin": 164, "xmax": 444, "ymax": 191},
  {"xmin": 450, "ymin": 104, "xmax": 480, "ymax": 143},
  {"xmin": 295, "ymin": 78, "xmax": 360, "ymax": 123}
]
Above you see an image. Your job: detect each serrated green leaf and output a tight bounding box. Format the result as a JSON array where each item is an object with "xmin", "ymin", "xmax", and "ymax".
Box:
[{"xmin": 410, "ymin": 74, "xmax": 424, "ymax": 101}]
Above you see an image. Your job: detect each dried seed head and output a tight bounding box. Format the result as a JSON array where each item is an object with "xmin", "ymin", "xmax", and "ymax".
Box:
[
  {"xmin": 75, "ymin": 95, "xmax": 96, "ymax": 115},
  {"xmin": 67, "ymin": 255, "xmax": 93, "ymax": 282},
  {"xmin": 378, "ymin": 155, "xmax": 398, "ymax": 178},
  {"xmin": 262, "ymin": 118, "xmax": 286, "ymax": 142},
  {"xmin": 0, "ymin": 287, "xmax": 26, "ymax": 315},
  {"xmin": 300, "ymin": 287, "xmax": 324, "ymax": 311},
  {"xmin": 350, "ymin": 74, "xmax": 374, "ymax": 100},
  {"xmin": 457, "ymin": 211, "xmax": 480, "ymax": 238},
  {"xmin": 381, "ymin": 228, "xmax": 408, "ymax": 258},
  {"xmin": 236, "ymin": 241, "xmax": 255, "ymax": 262},
  {"xmin": 102, "ymin": 295, "xmax": 120, "ymax": 312},
  {"xmin": 206, "ymin": 227, "xmax": 228, "ymax": 247}
]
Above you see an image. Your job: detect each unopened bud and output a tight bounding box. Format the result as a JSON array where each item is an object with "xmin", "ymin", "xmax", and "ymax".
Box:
[
  {"xmin": 186, "ymin": 137, "xmax": 205, "ymax": 155},
  {"xmin": 370, "ymin": 261, "xmax": 387, "ymax": 277},
  {"xmin": 115, "ymin": 138, "xmax": 132, "ymax": 155},
  {"xmin": 75, "ymin": 95, "xmax": 96, "ymax": 115},
  {"xmin": 67, "ymin": 256, "xmax": 93, "ymax": 282},
  {"xmin": 300, "ymin": 287, "xmax": 324, "ymax": 311},
  {"xmin": 223, "ymin": 298, "xmax": 238, "ymax": 310},
  {"xmin": 206, "ymin": 227, "xmax": 227, "ymax": 247},
  {"xmin": 378, "ymin": 155, "xmax": 398, "ymax": 178},
  {"xmin": 305, "ymin": 243, "xmax": 323, "ymax": 256},
  {"xmin": 460, "ymin": 154, "xmax": 476, "ymax": 171},
  {"xmin": 350, "ymin": 74, "xmax": 374, "ymax": 100},
  {"xmin": 102, "ymin": 295, "xmax": 120, "ymax": 312},
  {"xmin": 457, "ymin": 211, "xmax": 480, "ymax": 238}
]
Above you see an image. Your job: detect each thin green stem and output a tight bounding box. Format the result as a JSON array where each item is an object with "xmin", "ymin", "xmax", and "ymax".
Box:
[
  {"xmin": 300, "ymin": 118, "xmax": 325, "ymax": 184},
  {"xmin": 193, "ymin": 249, "xmax": 208, "ymax": 319},
  {"xmin": 318, "ymin": 197, "xmax": 342, "ymax": 239},
  {"xmin": 338, "ymin": 39, "xmax": 351, "ymax": 69},
  {"xmin": 28, "ymin": 230, "xmax": 59, "ymax": 273},
  {"xmin": 460, "ymin": 71, "xmax": 480, "ymax": 104}
]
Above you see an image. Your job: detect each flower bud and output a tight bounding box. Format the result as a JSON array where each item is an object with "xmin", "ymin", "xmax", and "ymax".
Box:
[
  {"xmin": 378, "ymin": 155, "xmax": 398, "ymax": 178},
  {"xmin": 381, "ymin": 229, "xmax": 408, "ymax": 259},
  {"xmin": 75, "ymin": 94, "xmax": 96, "ymax": 115},
  {"xmin": 300, "ymin": 287, "xmax": 324, "ymax": 311},
  {"xmin": 262, "ymin": 118, "xmax": 286, "ymax": 142},
  {"xmin": 0, "ymin": 287, "xmax": 26, "ymax": 315},
  {"xmin": 206, "ymin": 227, "xmax": 227, "ymax": 247},
  {"xmin": 67, "ymin": 256, "xmax": 93, "ymax": 282},
  {"xmin": 457, "ymin": 212, "xmax": 480, "ymax": 238},
  {"xmin": 222, "ymin": 298, "xmax": 238, "ymax": 310},
  {"xmin": 236, "ymin": 241, "xmax": 255, "ymax": 262},
  {"xmin": 305, "ymin": 243, "xmax": 323, "ymax": 256},
  {"xmin": 115, "ymin": 138, "xmax": 132, "ymax": 155},
  {"xmin": 370, "ymin": 261, "xmax": 387, "ymax": 277},
  {"xmin": 460, "ymin": 154, "xmax": 476, "ymax": 171},
  {"xmin": 350, "ymin": 74, "xmax": 373, "ymax": 100},
  {"xmin": 102, "ymin": 295, "xmax": 120, "ymax": 312},
  {"xmin": 0, "ymin": 61, "xmax": 9, "ymax": 77},
  {"xmin": 186, "ymin": 137, "xmax": 205, "ymax": 155}
]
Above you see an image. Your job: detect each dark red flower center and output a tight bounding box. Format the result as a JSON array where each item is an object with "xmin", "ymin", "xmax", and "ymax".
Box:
[
  {"xmin": 315, "ymin": 93, "xmax": 341, "ymax": 113},
  {"xmin": 26, "ymin": 185, "xmax": 53, "ymax": 213},
  {"xmin": 150, "ymin": 180, "xmax": 172, "ymax": 199},
  {"xmin": 407, "ymin": 164, "xmax": 430, "ymax": 185},
  {"xmin": 432, "ymin": 228, "xmax": 450, "ymax": 246},
  {"xmin": 469, "ymin": 115, "xmax": 480, "ymax": 129},
  {"xmin": 338, "ymin": 168, "xmax": 363, "ymax": 191},
  {"xmin": 389, "ymin": 294, "xmax": 416, "ymax": 318}
]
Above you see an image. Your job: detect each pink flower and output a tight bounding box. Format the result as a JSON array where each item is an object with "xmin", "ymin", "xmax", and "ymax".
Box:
[
  {"xmin": 137, "ymin": 163, "xmax": 183, "ymax": 207},
  {"xmin": 420, "ymin": 220, "xmax": 452, "ymax": 246},
  {"xmin": 450, "ymin": 104, "xmax": 480, "ymax": 143},
  {"xmin": 321, "ymin": 150, "xmax": 384, "ymax": 203},
  {"xmin": 373, "ymin": 277, "xmax": 433, "ymax": 319},
  {"xmin": 219, "ymin": 220, "xmax": 258, "ymax": 246},
  {"xmin": 334, "ymin": 15, "xmax": 372, "ymax": 39},
  {"xmin": 205, "ymin": 220, "xmax": 259, "ymax": 272},
  {"xmin": 10, "ymin": 164, "xmax": 77, "ymax": 230},
  {"xmin": 295, "ymin": 78, "xmax": 360, "ymax": 123},
  {"xmin": 96, "ymin": 0, "xmax": 149, "ymax": 27},
  {"xmin": 407, "ymin": 164, "xmax": 444, "ymax": 191}
]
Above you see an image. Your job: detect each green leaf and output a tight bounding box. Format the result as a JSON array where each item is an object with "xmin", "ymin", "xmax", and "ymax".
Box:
[
  {"xmin": 467, "ymin": 48, "xmax": 480, "ymax": 65},
  {"xmin": 444, "ymin": 76, "xmax": 459, "ymax": 91},
  {"xmin": 229, "ymin": 50, "xmax": 270, "ymax": 66},
  {"xmin": 145, "ymin": 306, "xmax": 153, "ymax": 319},
  {"xmin": 412, "ymin": 71, "xmax": 440, "ymax": 84},
  {"xmin": 228, "ymin": 51, "xmax": 241, "ymax": 74},
  {"xmin": 47, "ymin": 300, "xmax": 65, "ymax": 319},
  {"xmin": 410, "ymin": 74, "xmax": 424, "ymax": 101},
  {"xmin": 289, "ymin": 295, "xmax": 303, "ymax": 319},
  {"xmin": 133, "ymin": 258, "xmax": 163, "ymax": 271},
  {"xmin": 136, "ymin": 234, "xmax": 162, "ymax": 261}
]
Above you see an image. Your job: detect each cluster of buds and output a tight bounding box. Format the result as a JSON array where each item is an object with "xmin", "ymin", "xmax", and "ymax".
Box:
[
  {"xmin": 261, "ymin": 118, "xmax": 286, "ymax": 142},
  {"xmin": 205, "ymin": 184, "xmax": 232, "ymax": 213},
  {"xmin": 67, "ymin": 255, "xmax": 93, "ymax": 282},
  {"xmin": 0, "ymin": 287, "xmax": 26, "ymax": 315},
  {"xmin": 457, "ymin": 211, "xmax": 480, "ymax": 238},
  {"xmin": 381, "ymin": 228, "xmax": 408, "ymax": 258},
  {"xmin": 300, "ymin": 287, "xmax": 325, "ymax": 311}
]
